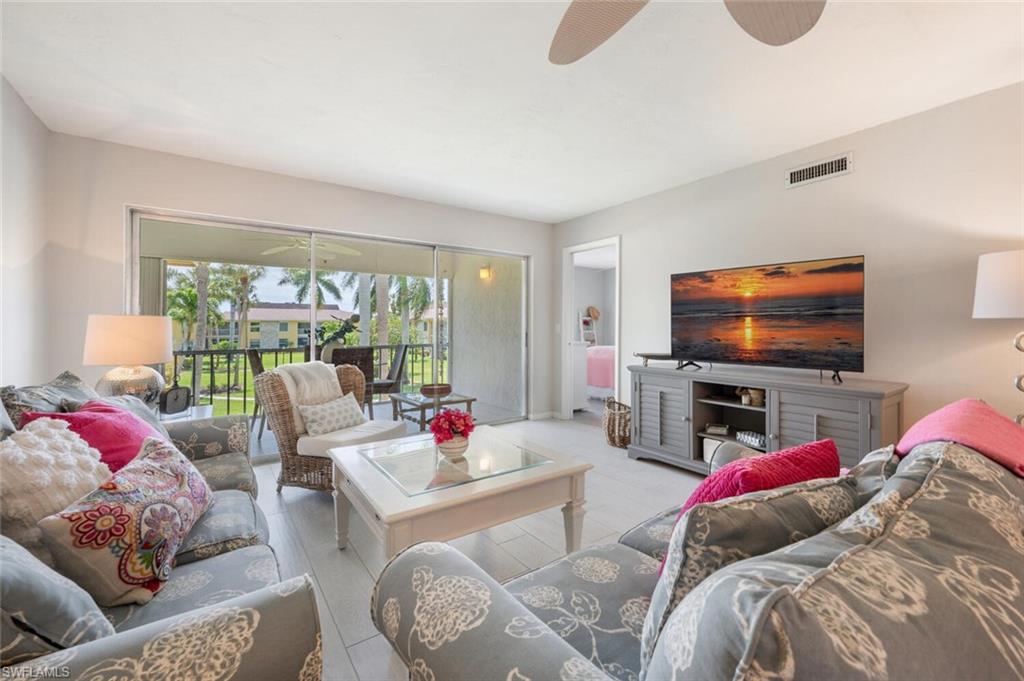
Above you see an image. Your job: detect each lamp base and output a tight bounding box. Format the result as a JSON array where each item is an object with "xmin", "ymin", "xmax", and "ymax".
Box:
[
  {"xmin": 1015, "ymin": 331, "xmax": 1024, "ymax": 426},
  {"xmin": 96, "ymin": 365, "xmax": 165, "ymax": 409}
]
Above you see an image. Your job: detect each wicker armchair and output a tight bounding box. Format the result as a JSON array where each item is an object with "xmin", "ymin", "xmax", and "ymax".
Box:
[{"xmin": 254, "ymin": 364, "xmax": 366, "ymax": 493}]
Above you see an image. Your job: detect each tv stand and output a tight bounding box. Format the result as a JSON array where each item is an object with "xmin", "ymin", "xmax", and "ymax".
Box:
[
  {"xmin": 676, "ymin": 360, "xmax": 703, "ymax": 371},
  {"xmin": 627, "ymin": 364, "xmax": 907, "ymax": 474},
  {"xmin": 826, "ymin": 369, "xmax": 843, "ymax": 384}
]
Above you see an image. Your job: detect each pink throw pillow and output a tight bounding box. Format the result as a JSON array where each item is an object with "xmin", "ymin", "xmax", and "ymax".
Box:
[
  {"xmin": 682, "ymin": 439, "xmax": 840, "ymax": 514},
  {"xmin": 20, "ymin": 401, "xmax": 165, "ymax": 472},
  {"xmin": 659, "ymin": 440, "xmax": 843, "ymax": 573},
  {"xmin": 896, "ymin": 398, "xmax": 1024, "ymax": 477},
  {"xmin": 658, "ymin": 439, "xmax": 841, "ymax": 573}
]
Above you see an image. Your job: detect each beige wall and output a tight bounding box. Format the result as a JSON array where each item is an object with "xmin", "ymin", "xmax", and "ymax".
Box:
[
  {"xmin": 10, "ymin": 77, "xmax": 1023, "ymax": 426},
  {"xmin": 554, "ymin": 83, "xmax": 1024, "ymax": 426},
  {"xmin": 1, "ymin": 78, "xmax": 50, "ymax": 385},
  {"xmin": 450, "ymin": 252, "xmax": 525, "ymax": 414},
  {"xmin": 42, "ymin": 133, "xmax": 557, "ymax": 415}
]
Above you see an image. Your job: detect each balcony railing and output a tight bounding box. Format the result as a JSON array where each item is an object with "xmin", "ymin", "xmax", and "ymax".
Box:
[{"xmin": 165, "ymin": 343, "xmax": 446, "ymax": 417}]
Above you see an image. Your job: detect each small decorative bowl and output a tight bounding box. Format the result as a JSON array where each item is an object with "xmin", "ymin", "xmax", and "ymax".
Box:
[{"xmin": 420, "ymin": 383, "xmax": 452, "ymax": 399}]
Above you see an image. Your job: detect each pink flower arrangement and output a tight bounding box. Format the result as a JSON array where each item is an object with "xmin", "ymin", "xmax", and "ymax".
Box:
[{"xmin": 430, "ymin": 408, "xmax": 476, "ymax": 445}]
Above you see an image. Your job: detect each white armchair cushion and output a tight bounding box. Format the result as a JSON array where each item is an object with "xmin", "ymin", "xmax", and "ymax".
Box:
[
  {"xmin": 296, "ymin": 420, "xmax": 408, "ymax": 458},
  {"xmin": 272, "ymin": 361, "xmax": 343, "ymax": 434},
  {"xmin": 298, "ymin": 393, "xmax": 366, "ymax": 436}
]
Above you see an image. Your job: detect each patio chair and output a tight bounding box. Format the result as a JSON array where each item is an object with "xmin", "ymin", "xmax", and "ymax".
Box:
[
  {"xmin": 367, "ymin": 344, "xmax": 409, "ymax": 419},
  {"xmin": 330, "ymin": 346, "xmax": 375, "ymax": 411},
  {"xmin": 254, "ymin": 363, "xmax": 406, "ymax": 493},
  {"xmin": 246, "ymin": 349, "xmax": 268, "ymax": 439}
]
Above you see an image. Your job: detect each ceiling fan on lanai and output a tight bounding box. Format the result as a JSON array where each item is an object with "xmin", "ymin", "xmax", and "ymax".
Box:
[
  {"xmin": 256, "ymin": 237, "xmax": 362, "ymax": 260},
  {"xmin": 548, "ymin": 0, "xmax": 827, "ymax": 65}
]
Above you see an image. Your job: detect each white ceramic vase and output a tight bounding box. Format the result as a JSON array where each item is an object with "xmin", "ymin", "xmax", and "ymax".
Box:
[{"xmin": 437, "ymin": 435, "xmax": 469, "ymax": 459}]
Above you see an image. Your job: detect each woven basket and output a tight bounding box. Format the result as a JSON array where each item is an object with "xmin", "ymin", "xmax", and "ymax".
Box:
[{"xmin": 603, "ymin": 398, "xmax": 631, "ymax": 449}]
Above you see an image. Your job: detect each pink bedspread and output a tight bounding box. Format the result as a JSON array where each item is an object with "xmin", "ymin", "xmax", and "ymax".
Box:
[
  {"xmin": 586, "ymin": 345, "xmax": 615, "ymax": 388},
  {"xmin": 896, "ymin": 398, "xmax": 1024, "ymax": 477}
]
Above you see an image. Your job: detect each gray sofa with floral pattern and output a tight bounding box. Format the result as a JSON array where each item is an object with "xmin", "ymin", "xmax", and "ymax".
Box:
[
  {"xmin": 2, "ymin": 411, "xmax": 323, "ymax": 680},
  {"xmin": 371, "ymin": 442, "xmax": 1024, "ymax": 681}
]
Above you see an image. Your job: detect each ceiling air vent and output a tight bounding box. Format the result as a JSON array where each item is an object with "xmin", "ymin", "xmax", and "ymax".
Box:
[{"xmin": 786, "ymin": 153, "xmax": 853, "ymax": 188}]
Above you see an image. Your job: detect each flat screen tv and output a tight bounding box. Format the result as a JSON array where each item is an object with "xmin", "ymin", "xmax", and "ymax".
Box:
[{"xmin": 670, "ymin": 255, "xmax": 864, "ymax": 372}]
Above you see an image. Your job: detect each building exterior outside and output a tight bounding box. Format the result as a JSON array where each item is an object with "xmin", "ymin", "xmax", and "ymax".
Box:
[{"xmin": 171, "ymin": 302, "xmax": 353, "ymax": 350}]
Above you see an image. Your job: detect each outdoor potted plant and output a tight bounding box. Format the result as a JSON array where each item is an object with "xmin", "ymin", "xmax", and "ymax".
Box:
[{"xmin": 430, "ymin": 408, "xmax": 476, "ymax": 458}]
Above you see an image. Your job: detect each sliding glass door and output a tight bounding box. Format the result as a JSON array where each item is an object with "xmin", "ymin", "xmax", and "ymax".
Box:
[
  {"xmin": 133, "ymin": 214, "xmax": 527, "ymax": 425},
  {"xmin": 311, "ymin": 233, "xmax": 437, "ymax": 393}
]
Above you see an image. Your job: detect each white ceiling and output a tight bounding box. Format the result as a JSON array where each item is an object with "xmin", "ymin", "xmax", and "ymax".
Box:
[
  {"xmin": 573, "ymin": 245, "xmax": 617, "ymax": 271},
  {"xmin": 3, "ymin": 2, "xmax": 1022, "ymax": 223}
]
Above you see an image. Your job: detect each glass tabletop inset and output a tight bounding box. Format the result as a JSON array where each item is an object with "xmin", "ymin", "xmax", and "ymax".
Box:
[
  {"xmin": 390, "ymin": 392, "xmax": 475, "ymax": 406},
  {"xmin": 358, "ymin": 433, "xmax": 551, "ymax": 496}
]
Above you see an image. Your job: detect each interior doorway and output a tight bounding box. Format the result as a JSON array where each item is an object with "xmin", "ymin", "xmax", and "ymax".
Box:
[{"xmin": 560, "ymin": 237, "xmax": 620, "ymax": 423}]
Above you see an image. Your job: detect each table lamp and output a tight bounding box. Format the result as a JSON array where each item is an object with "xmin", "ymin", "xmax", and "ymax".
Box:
[
  {"xmin": 83, "ymin": 314, "xmax": 173, "ymax": 408},
  {"xmin": 972, "ymin": 249, "xmax": 1024, "ymax": 424}
]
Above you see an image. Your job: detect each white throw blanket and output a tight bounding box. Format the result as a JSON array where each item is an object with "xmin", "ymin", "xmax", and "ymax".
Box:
[{"xmin": 274, "ymin": 361, "xmax": 343, "ymax": 434}]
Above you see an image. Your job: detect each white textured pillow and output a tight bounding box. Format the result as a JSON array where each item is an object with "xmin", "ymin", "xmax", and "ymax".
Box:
[
  {"xmin": 0, "ymin": 419, "xmax": 111, "ymax": 565},
  {"xmin": 297, "ymin": 393, "xmax": 366, "ymax": 436}
]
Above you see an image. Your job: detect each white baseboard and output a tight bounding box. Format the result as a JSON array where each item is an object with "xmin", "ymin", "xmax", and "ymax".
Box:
[{"xmin": 528, "ymin": 411, "xmax": 554, "ymax": 420}]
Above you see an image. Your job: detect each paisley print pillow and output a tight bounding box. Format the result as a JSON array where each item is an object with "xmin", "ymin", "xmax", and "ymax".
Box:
[{"xmin": 38, "ymin": 438, "xmax": 214, "ymax": 606}]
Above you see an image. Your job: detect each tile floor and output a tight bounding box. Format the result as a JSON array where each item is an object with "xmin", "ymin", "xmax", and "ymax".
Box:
[{"xmin": 253, "ymin": 416, "xmax": 702, "ymax": 680}]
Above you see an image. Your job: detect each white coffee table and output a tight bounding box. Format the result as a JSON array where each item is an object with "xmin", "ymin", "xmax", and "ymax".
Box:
[{"xmin": 329, "ymin": 425, "xmax": 592, "ymax": 558}]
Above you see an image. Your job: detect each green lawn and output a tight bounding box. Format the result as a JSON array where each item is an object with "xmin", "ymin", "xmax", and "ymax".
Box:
[{"xmin": 167, "ymin": 350, "xmax": 448, "ymax": 417}]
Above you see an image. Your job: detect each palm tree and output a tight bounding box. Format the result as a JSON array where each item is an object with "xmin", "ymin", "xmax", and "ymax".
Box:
[
  {"xmin": 194, "ymin": 263, "xmax": 211, "ymax": 351},
  {"xmin": 358, "ymin": 274, "xmax": 371, "ymax": 346},
  {"xmin": 279, "ymin": 268, "xmax": 342, "ymax": 308},
  {"xmin": 391, "ymin": 276, "xmax": 432, "ymax": 343},
  {"xmin": 341, "ymin": 272, "xmax": 375, "ymax": 345},
  {"xmin": 375, "ymin": 274, "xmax": 390, "ymax": 348},
  {"xmin": 167, "ymin": 287, "xmax": 198, "ymax": 350},
  {"xmin": 212, "ymin": 265, "xmax": 265, "ymax": 345},
  {"xmin": 169, "ymin": 267, "xmax": 226, "ymax": 350},
  {"xmin": 212, "ymin": 265, "xmax": 265, "ymax": 384}
]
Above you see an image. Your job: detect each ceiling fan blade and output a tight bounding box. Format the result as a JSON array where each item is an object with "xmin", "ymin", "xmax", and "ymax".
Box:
[
  {"xmin": 319, "ymin": 242, "xmax": 362, "ymax": 257},
  {"xmin": 261, "ymin": 245, "xmax": 293, "ymax": 256},
  {"xmin": 549, "ymin": 0, "xmax": 649, "ymax": 65},
  {"xmin": 723, "ymin": 0, "xmax": 826, "ymax": 46}
]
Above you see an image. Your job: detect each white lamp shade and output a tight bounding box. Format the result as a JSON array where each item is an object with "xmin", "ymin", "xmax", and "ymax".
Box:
[
  {"xmin": 82, "ymin": 315, "xmax": 173, "ymax": 366},
  {"xmin": 972, "ymin": 250, "xmax": 1024, "ymax": 319}
]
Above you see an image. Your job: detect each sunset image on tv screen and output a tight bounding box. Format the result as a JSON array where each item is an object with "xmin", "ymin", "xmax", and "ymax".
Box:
[{"xmin": 670, "ymin": 256, "xmax": 864, "ymax": 371}]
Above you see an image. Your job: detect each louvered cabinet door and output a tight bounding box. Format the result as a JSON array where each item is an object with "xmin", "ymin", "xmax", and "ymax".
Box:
[
  {"xmin": 636, "ymin": 374, "xmax": 691, "ymax": 462},
  {"xmin": 768, "ymin": 391, "xmax": 870, "ymax": 468}
]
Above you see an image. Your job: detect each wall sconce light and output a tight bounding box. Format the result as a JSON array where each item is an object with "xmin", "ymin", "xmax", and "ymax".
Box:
[{"xmin": 479, "ymin": 266, "xmax": 492, "ymax": 280}]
